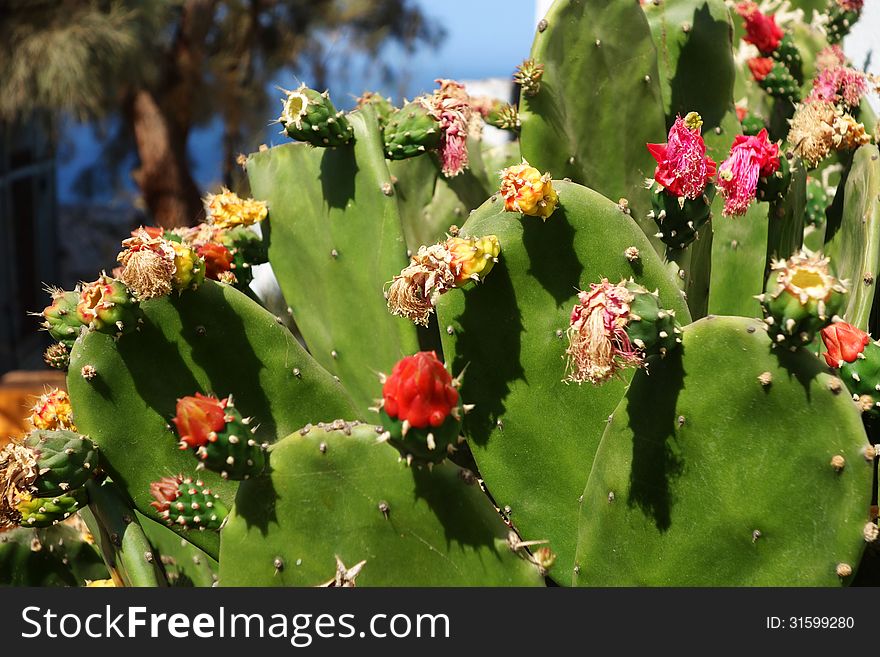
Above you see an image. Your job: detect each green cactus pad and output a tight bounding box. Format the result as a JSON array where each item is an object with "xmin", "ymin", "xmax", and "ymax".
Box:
[
  {"xmin": 67, "ymin": 280, "xmax": 358, "ymax": 558},
  {"xmin": 765, "ymin": 158, "xmax": 806, "ymax": 268},
  {"xmin": 24, "ymin": 429, "xmax": 101, "ymax": 498},
  {"xmin": 575, "ymin": 315, "xmax": 874, "ymax": 586},
  {"xmin": 383, "ymin": 100, "xmax": 441, "ymax": 160},
  {"xmin": 219, "ymin": 422, "xmax": 544, "ymax": 586},
  {"xmin": 805, "ymin": 177, "xmax": 829, "ymax": 227},
  {"xmin": 435, "ymin": 180, "xmax": 691, "ymax": 580},
  {"xmin": 138, "ymin": 513, "xmax": 218, "ymax": 587},
  {"xmin": 17, "ymin": 487, "xmax": 89, "ymax": 528},
  {"xmin": 247, "ymin": 106, "xmax": 420, "ymax": 409},
  {"xmin": 708, "ymin": 201, "xmax": 770, "ymax": 317},
  {"xmin": 825, "ymin": 145, "xmax": 880, "ymax": 330},
  {"xmin": 0, "ymin": 525, "xmax": 108, "ymax": 586},
  {"xmin": 519, "ymin": 0, "xmax": 668, "ymax": 250},
  {"xmin": 279, "ymin": 85, "xmax": 353, "ymax": 147}
]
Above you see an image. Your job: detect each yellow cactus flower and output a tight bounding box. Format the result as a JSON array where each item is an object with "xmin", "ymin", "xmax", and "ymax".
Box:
[
  {"xmin": 499, "ymin": 160, "xmax": 558, "ymax": 220},
  {"xmin": 170, "ymin": 241, "xmax": 205, "ymax": 292},
  {"xmin": 28, "ymin": 388, "xmax": 75, "ymax": 431},
  {"xmin": 204, "ymin": 188, "xmax": 268, "ymax": 229},
  {"xmin": 85, "ymin": 579, "xmax": 117, "ymax": 587},
  {"xmin": 446, "ymin": 235, "xmax": 501, "ymax": 286}
]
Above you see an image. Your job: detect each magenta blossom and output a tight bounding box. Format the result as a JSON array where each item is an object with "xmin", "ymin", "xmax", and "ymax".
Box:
[
  {"xmin": 808, "ymin": 65, "xmax": 869, "ymax": 109},
  {"xmin": 646, "ymin": 113, "xmax": 717, "ymax": 199},
  {"xmin": 716, "ymin": 129, "xmax": 780, "ymax": 217}
]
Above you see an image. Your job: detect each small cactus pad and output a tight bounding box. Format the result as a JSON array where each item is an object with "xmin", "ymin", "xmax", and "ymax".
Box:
[
  {"xmin": 150, "ymin": 475, "xmax": 228, "ymax": 532},
  {"xmin": 0, "ymin": 525, "xmax": 108, "ymax": 586},
  {"xmin": 218, "ymin": 423, "xmax": 544, "ymax": 586},
  {"xmin": 825, "ymin": 144, "xmax": 880, "ymax": 329},
  {"xmin": 575, "ymin": 315, "xmax": 873, "ymax": 586},
  {"xmin": 17, "ymin": 486, "xmax": 89, "ymax": 528},
  {"xmin": 67, "ymin": 281, "xmax": 358, "ymax": 558},
  {"xmin": 436, "ymin": 180, "xmax": 690, "ymax": 579}
]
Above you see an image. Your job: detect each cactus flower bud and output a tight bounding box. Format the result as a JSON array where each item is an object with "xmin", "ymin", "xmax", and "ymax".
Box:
[
  {"xmin": 716, "ymin": 129, "xmax": 780, "ymax": 216},
  {"xmin": 43, "ymin": 342, "xmax": 71, "ymax": 370},
  {"xmin": 514, "ymin": 58, "xmax": 544, "ymax": 96},
  {"xmin": 499, "ymin": 160, "xmax": 558, "ymax": 220},
  {"xmin": 821, "ymin": 322, "xmax": 870, "ymax": 368},
  {"xmin": 446, "ymin": 235, "xmax": 501, "ymax": 286},
  {"xmin": 748, "ymin": 57, "xmax": 775, "ymax": 82},
  {"xmin": 278, "ymin": 83, "xmax": 354, "ymax": 147},
  {"xmin": 377, "ymin": 351, "xmax": 464, "ymax": 464},
  {"xmin": 39, "ymin": 287, "xmax": 86, "ymax": 347},
  {"xmin": 28, "ymin": 388, "xmax": 75, "ymax": 432},
  {"xmin": 172, "ymin": 393, "xmax": 229, "ymax": 450},
  {"xmin": 197, "ymin": 243, "xmax": 235, "ymax": 280},
  {"xmin": 172, "ymin": 393, "xmax": 266, "ymax": 480},
  {"xmin": 735, "ymin": 2, "xmax": 783, "ymax": 55},
  {"xmin": 203, "ymin": 188, "xmax": 268, "ymax": 229}
]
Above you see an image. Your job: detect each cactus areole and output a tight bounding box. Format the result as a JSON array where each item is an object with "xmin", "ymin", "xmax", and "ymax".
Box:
[{"xmin": 378, "ymin": 351, "xmax": 464, "ymax": 464}]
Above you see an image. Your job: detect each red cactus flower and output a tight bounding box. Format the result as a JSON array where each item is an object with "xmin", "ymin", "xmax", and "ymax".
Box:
[
  {"xmin": 382, "ymin": 351, "xmax": 459, "ymax": 429},
  {"xmin": 149, "ymin": 476, "xmax": 182, "ymax": 512},
  {"xmin": 716, "ymin": 129, "xmax": 780, "ymax": 216},
  {"xmin": 172, "ymin": 393, "xmax": 229, "ymax": 449},
  {"xmin": 646, "ymin": 113, "xmax": 716, "ymax": 199},
  {"xmin": 736, "ymin": 2, "xmax": 783, "ymax": 54},
  {"xmin": 197, "ymin": 243, "xmax": 234, "ymax": 280},
  {"xmin": 820, "ymin": 322, "xmax": 870, "ymax": 368},
  {"xmin": 748, "ymin": 57, "xmax": 775, "ymax": 82},
  {"xmin": 736, "ymin": 106, "xmax": 749, "ymax": 122}
]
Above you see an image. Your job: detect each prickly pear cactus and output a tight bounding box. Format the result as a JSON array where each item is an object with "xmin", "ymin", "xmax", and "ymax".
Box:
[
  {"xmin": 435, "ymin": 180, "xmax": 690, "ymax": 580},
  {"xmin": 0, "ymin": 524, "xmax": 108, "ymax": 586},
  {"xmin": 825, "ymin": 145, "xmax": 880, "ymax": 330},
  {"xmin": 247, "ymin": 107, "xmax": 420, "ymax": 409},
  {"xmin": 219, "ymin": 423, "xmax": 544, "ymax": 586},
  {"xmin": 67, "ymin": 281, "xmax": 358, "ymax": 557},
  {"xmin": 520, "ymin": 0, "xmax": 668, "ymax": 247},
  {"xmin": 575, "ymin": 315, "xmax": 873, "ymax": 586}
]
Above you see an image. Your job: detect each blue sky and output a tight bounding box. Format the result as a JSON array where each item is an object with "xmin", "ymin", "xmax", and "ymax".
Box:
[{"xmin": 58, "ymin": 0, "xmax": 537, "ymax": 204}]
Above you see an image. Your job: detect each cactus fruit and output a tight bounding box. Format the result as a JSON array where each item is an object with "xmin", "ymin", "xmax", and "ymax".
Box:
[
  {"xmin": 756, "ymin": 150, "xmax": 792, "ymax": 203},
  {"xmin": 514, "ymin": 58, "xmax": 544, "ymax": 97},
  {"xmin": 564, "ymin": 279, "xmax": 681, "ymax": 385},
  {"xmin": 43, "ymin": 342, "xmax": 71, "ymax": 370},
  {"xmin": 356, "ymin": 91, "xmax": 395, "ymax": 128},
  {"xmin": 40, "ymin": 288, "xmax": 86, "ymax": 347},
  {"xmin": 826, "ymin": 0, "xmax": 863, "ymax": 45},
  {"xmin": 446, "ymin": 235, "xmax": 500, "ymax": 287},
  {"xmin": 75, "ymin": 274, "xmax": 142, "ymax": 336},
  {"xmin": 751, "ymin": 58, "xmax": 800, "ymax": 103},
  {"xmin": 645, "ymin": 113, "xmax": 717, "ymax": 248},
  {"xmin": 758, "ymin": 250, "xmax": 847, "ymax": 348},
  {"xmin": 820, "ymin": 321, "xmax": 880, "ymax": 415},
  {"xmin": 740, "ymin": 112, "xmax": 767, "ymax": 137},
  {"xmin": 1, "ymin": 430, "xmax": 99, "ymax": 528},
  {"xmin": 150, "ymin": 475, "xmax": 228, "ymax": 531},
  {"xmin": 16, "ymin": 487, "xmax": 89, "ymax": 528},
  {"xmin": 771, "ymin": 33, "xmax": 803, "ymax": 83},
  {"xmin": 716, "ymin": 129, "xmax": 780, "ymax": 216},
  {"xmin": 278, "ymin": 83, "xmax": 353, "ymax": 147},
  {"xmin": 171, "ymin": 393, "xmax": 268, "ymax": 480},
  {"xmin": 383, "ymin": 100, "xmax": 441, "ymax": 160},
  {"xmin": 169, "ymin": 241, "xmax": 206, "ymax": 292},
  {"xmin": 27, "ymin": 388, "xmax": 75, "ymax": 432},
  {"xmin": 498, "ymin": 161, "xmax": 558, "ymax": 220},
  {"xmin": 203, "ymin": 188, "xmax": 268, "ymax": 229},
  {"xmin": 376, "ymin": 351, "xmax": 464, "ymax": 465}
]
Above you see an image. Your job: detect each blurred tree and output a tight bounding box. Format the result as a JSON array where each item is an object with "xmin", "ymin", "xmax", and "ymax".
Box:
[{"xmin": 0, "ymin": 0, "xmax": 441, "ymax": 227}]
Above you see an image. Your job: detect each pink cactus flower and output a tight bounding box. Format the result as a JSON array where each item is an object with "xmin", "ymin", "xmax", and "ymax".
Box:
[
  {"xmin": 423, "ymin": 79, "xmax": 473, "ymax": 178},
  {"xmin": 808, "ymin": 65, "xmax": 869, "ymax": 109},
  {"xmin": 716, "ymin": 129, "xmax": 780, "ymax": 217},
  {"xmin": 836, "ymin": 0, "xmax": 863, "ymax": 11},
  {"xmin": 646, "ymin": 113, "xmax": 716, "ymax": 199}
]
